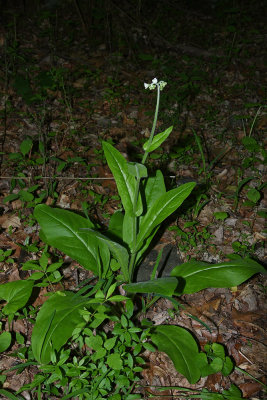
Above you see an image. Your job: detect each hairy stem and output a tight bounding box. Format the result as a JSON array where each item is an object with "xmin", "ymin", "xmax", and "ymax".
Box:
[{"xmin": 142, "ymin": 84, "xmax": 161, "ymax": 165}]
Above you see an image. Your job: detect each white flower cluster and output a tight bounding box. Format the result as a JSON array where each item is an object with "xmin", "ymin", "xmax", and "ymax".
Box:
[{"xmin": 144, "ymin": 78, "xmax": 167, "ymax": 91}]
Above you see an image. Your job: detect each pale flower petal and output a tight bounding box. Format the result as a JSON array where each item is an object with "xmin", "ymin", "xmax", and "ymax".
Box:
[{"xmin": 152, "ymin": 78, "xmax": 158, "ymax": 84}]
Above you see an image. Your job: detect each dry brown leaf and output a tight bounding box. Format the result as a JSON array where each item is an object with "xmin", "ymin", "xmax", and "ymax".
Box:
[{"xmin": 0, "ymin": 214, "xmax": 21, "ymax": 229}]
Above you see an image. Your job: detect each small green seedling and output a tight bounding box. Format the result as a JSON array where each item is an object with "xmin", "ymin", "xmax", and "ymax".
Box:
[
  {"xmin": 21, "ymin": 246, "xmax": 64, "ymax": 289},
  {"xmin": 0, "ymin": 249, "xmax": 15, "ymax": 265},
  {"xmin": 214, "ymin": 212, "xmax": 228, "ymax": 221}
]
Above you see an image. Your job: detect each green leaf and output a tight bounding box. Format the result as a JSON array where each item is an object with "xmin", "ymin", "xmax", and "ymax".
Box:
[
  {"xmin": 18, "ymin": 190, "xmax": 34, "ymax": 202},
  {"xmin": 201, "ymin": 357, "xmax": 223, "ymax": 377},
  {"xmin": 21, "ymin": 260, "xmax": 39, "ymax": 270},
  {"xmin": 236, "ymin": 177, "xmax": 254, "ymax": 196},
  {"xmin": 211, "ymin": 343, "xmax": 225, "ymax": 359},
  {"xmin": 136, "ymin": 182, "xmax": 196, "ymax": 252},
  {"xmin": 124, "ymin": 277, "xmax": 179, "ymax": 296},
  {"xmin": 102, "ymin": 141, "xmax": 142, "ymax": 216},
  {"xmin": 108, "ymin": 210, "xmax": 124, "ymax": 241},
  {"xmin": 122, "ymin": 211, "xmax": 135, "ymax": 250},
  {"xmin": 46, "ymin": 262, "xmax": 63, "ymax": 273},
  {"xmin": 34, "ymin": 204, "xmax": 107, "ymax": 274},
  {"xmin": 32, "ymin": 291, "xmax": 88, "ymax": 364},
  {"xmin": 200, "ymin": 389, "xmax": 223, "ymax": 399},
  {"xmin": 20, "ymin": 138, "xmax": 33, "ymax": 156},
  {"xmin": 110, "ymin": 394, "xmax": 121, "ymax": 400},
  {"xmin": 213, "ymin": 212, "xmax": 228, "ymax": 221},
  {"xmin": 108, "ymin": 295, "xmax": 129, "ymax": 302},
  {"xmin": 151, "ymin": 325, "xmax": 202, "ymax": 384},
  {"xmin": 0, "ymin": 388, "xmax": 26, "ymax": 400},
  {"xmin": 27, "ymin": 272, "xmax": 44, "ymax": 280},
  {"xmin": 3, "ymin": 193, "xmax": 19, "ymax": 203},
  {"xmin": 85, "ymin": 335, "xmax": 103, "ymax": 351},
  {"xmin": 0, "ymin": 280, "xmax": 34, "ymax": 315},
  {"xmin": 257, "ymin": 210, "xmax": 267, "ymax": 218},
  {"xmin": 107, "ymin": 353, "xmax": 123, "ymax": 370},
  {"xmin": 39, "ymin": 251, "xmax": 49, "ymax": 269},
  {"xmin": 143, "ymin": 126, "xmax": 173, "ymax": 153},
  {"xmin": 222, "ymin": 384, "xmax": 243, "ymax": 399},
  {"xmin": 80, "ymin": 227, "xmax": 129, "ymax": 281},
  {"xmin": 16, "ymin": 332, "xmax": 25, "ymax": 345},
  {"xmin": 171, "ymin": 258, "xmax": 265, "ymax": 294},
  {"xmin": 106, "ymin": 282, "xmax": 117, "ymax": 299},
  {"xmin": 121, "ymin": 314, "xmax": 128, "ymax": 328},
  {"xmin": 0, "ymin": 331, "xmax": 12, "ymax": 352},
  {"xmin": 127, "ymin": 162, "xmax": 148, "ymax": 178},
  {"xmin": 247, "ymin": 188, "xmax": 261, "ymax": 203},
  {"xmin": 142, "ymin": 170, "xmax": 166, "ymax": 208},
  {"xmin": 242, "ymin": 136, "xmax": 260, "ymax": 152},
  {"xmin": 222, "ymin": 356, "xmax": 234, "ymax": 376},
  {"xmin": 104, "ymin": 336, "xmax": 117, "ymax": 350}
]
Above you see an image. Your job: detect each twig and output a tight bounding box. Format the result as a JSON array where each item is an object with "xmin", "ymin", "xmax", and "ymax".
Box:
[{"xmin": 0, "ymin": 175, "xmax": 178, "ymax": 180}]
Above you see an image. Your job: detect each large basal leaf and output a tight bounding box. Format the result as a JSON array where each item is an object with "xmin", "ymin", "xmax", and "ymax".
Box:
[
  {"xmin": 32, "ymin": 291, "xmax": 88, "ymax": 364},
  {"xmin": 80, "ymin": 228, "xmax": 130, "ymax": 282},
  {"xmin": 107, "ymin": 210, "xmax": 124, "ymax": 241},
  {"xmin": 136, "ymin": 182, "xmax": 196, "ymax": 252},
  {"xmin": 102, "ymin": 141, "xmax": 142, "ymax": 216},
  {"xmin": 34, "ymin": 204, "xmax": 107, "ymax": 273},
  {"xmin": 171, "ymin": 258, "xmax": 265, "ymax": 294},
  {"xmin": 124, "ymin": 277, "xmax": 179, "ymax": 296},
  {"xmin": 142, "ymin": 170, "xmax": 166, "ymax": 211},
  {"xmin": 151, "ymin": 325, "xmax": 202, "ymax": 384},
  {"xmin": 0, "ymin": 280, "xmax": 34, "ymax": 315},
  {"xmin": 135, "ymin": 170, "xmax": 166, "ymax": 263}
]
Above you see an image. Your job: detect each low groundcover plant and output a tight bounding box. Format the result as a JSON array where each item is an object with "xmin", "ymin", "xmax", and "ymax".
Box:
[{"xmin": 0, "ymin": 78, "xmax": 265, "ymax": 399}]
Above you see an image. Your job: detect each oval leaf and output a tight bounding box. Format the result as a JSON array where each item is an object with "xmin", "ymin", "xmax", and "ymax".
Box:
[
  {"xmin": 0, "ymin": 331, "xmax": 12, "ymax": 352},
  {"xmin": 107, "ymin": 353, "xmax": 123, "ymax": 370},
  {"xmin": 34, "ymin": 204, "xmax": 105, "ymax": 273},
  {"xmin": 151, "ymin": 325, "xmax": 201, "ymax": 384},
  {"xmin": 20, "ymin": 138, "xmax": 33, "ymax": 156},
  {"xmin": 0, "ymin": 280, "xmax": 34, "ymax": 315},
  {"xmin": 171, "ymin": 258, "xmax": 265, "ymax": 294},
  {"xmin": 247, "ymin": 188, "xmax": 260, "ymax": 203}
]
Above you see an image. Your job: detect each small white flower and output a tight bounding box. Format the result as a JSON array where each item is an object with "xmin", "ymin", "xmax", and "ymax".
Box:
[{"xmin": 144, "ymin": 78, "xmax": 167, "ymax": 91}]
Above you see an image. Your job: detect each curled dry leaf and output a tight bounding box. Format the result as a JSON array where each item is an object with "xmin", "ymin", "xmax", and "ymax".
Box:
[{"xmin": 0, "ymin": 214, "xmax": 21, "ymax": 229}]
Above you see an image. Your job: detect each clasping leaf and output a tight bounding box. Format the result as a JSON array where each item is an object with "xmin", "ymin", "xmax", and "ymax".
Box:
[{"xmin": 143, "ymin": 126, "xmax": 173, "ymax": 153}]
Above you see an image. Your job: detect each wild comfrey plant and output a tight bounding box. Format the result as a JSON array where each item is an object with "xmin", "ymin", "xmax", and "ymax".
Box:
[{"xmin": 0, "ymin": 78, "xmax": 264, "ymax": 399}]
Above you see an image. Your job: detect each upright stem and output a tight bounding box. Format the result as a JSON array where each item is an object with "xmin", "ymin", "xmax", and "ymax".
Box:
[
  {"xmin": 142, "ymin": 84, "xmax": 161, "ymax": 165},
  {"xmin": 128, "ymin": 84, "xmax": 161, "ymax": 282},
  {"xmin": 128, "ymin": 169, "xmax": 140, "ymax": 281}
]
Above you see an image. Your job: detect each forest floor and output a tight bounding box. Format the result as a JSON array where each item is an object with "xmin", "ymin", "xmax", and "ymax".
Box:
[{"xmin": 0, "ymin": 0, "xmax": 266, "ymax": 399}]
